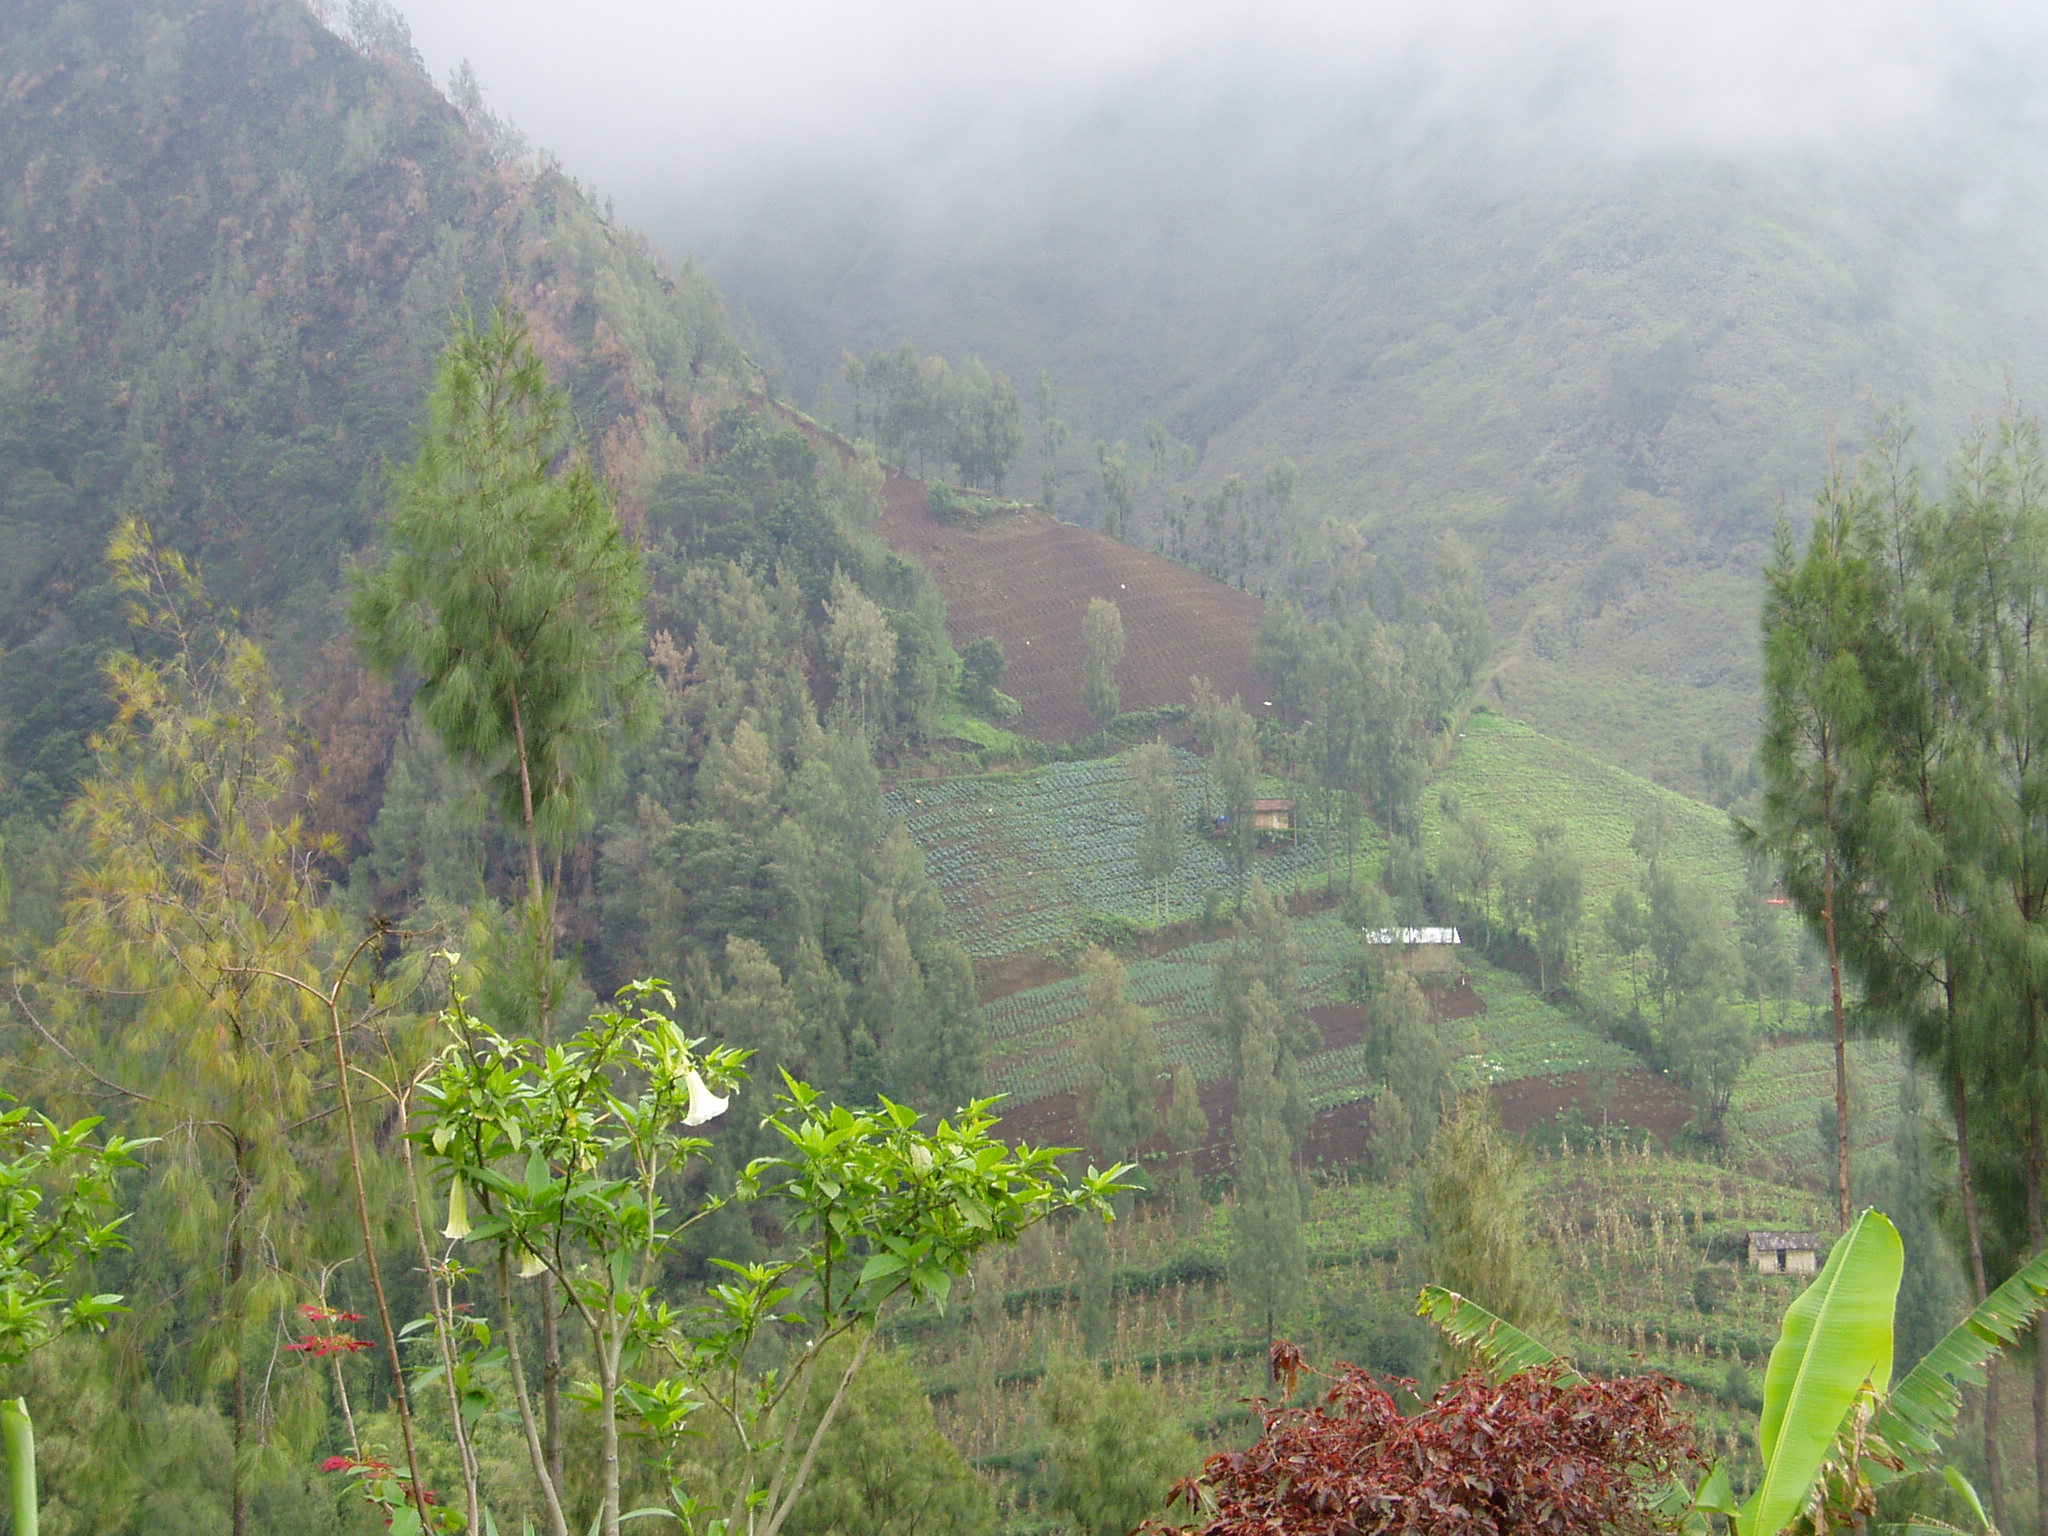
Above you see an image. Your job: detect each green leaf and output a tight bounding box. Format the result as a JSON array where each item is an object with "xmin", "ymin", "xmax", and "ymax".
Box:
[
  {"xmin": 857, "ymin": 1253, "xmax": 906, "ymax": 1285},
  {"xmin": 1939, "ymin": 1465, "xmax": 1993, "ymax": 1534},
  {"xmin": 1694, "ymin": 1459, "xmax": 1736, "ymax": 1517},
  {"xmin": 1870, "ymin": 1242, "xmax": 2048, "ymax": 1477},
  {"xmin": 1741, "ymin": 1209, "xmax": 1903, "ymax": 1536},
  {"xmin": 1415, "ymin": 1285, "xmax": 1581, "ymax": 1384}
]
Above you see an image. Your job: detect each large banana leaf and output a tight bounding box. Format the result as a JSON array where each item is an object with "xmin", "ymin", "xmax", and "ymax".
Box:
[
  {"xmin": 1869, "ymin": 1241, "xmax": 2048, "ymax": 1478},
  {"xmin": 1415, "ymin": 1285, "xmax": 1583, "ymax": 1385},
  {"xmin": 1742, "ymin": 1209, "xmax": 1903, "ymax": 1536}
]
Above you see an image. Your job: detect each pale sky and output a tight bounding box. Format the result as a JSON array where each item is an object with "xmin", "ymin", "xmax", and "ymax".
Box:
[{"xmin": 382, "ymin": 0, "xmax": 2048, "ymax": 211}]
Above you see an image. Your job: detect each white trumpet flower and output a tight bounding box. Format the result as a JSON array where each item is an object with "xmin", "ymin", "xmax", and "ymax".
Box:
[
  {"xmin": 518, "ymin": 1244, "xmax": 547, "ymax": 1279},
  {"xmin": 682, "ymin": 1069, "xmax": 729, "ymax": 1127},
  {"xmin": 442, "ymin": 1178, "xmax": 471, "ymax": 1241}
]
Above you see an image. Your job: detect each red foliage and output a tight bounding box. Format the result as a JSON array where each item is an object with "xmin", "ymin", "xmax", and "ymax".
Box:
[
  {"xmin": 1161, "ymin": 1355, "xmax": 1704, "ymax": 1536},
  {"xmin": 285, "ymin": 1333, "xmax": 374, "ymax": 1356}
]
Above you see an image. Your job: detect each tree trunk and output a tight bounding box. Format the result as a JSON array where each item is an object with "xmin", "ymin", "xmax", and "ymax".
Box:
[
  {"xmin": 1821, "ymin": 758, "xmax": 1852, "ymax": 1234},
  {"xmin": 1956, "ymin": 1067, "xmax": 2008, "ymax": 1531},
  {"xmin": 2029, "ymin": 1099, "xmax": 2046, "ymax": 1536},
  {"xmin": 230, "ymin": 1146, "xmax": 249, "ymax": 1536},
  {"xmin": 499, "ymin": 1250, "xmax": 572, "ymax": 1536},
  {"xmin": 542, "ymin": 1291, "xmax": 565, "ymax": 1495}
]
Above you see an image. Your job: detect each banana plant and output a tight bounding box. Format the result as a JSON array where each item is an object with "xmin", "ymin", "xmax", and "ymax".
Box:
[{"xmin": 1421, "ymin": 1206, "xmax": 2048, "ymax": 1536}]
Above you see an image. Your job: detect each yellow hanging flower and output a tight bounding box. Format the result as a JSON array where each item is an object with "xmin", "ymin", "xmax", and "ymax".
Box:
[{"xmin": 442, "ymin": 1178, "xmax": 471, "ymax": 1241}]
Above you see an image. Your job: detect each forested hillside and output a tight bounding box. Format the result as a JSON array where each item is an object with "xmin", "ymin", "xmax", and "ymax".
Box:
[
  {"xmin": 0, "ymin": 0, "xmax": 749, "ymax": 817},
  {"xmin": 3, "ymin": 4, "xmax": 2046, "ymax": 1535},
  {"xmin": 667, "ymin": 86, "xmax": 2048, "ymax": 785}
]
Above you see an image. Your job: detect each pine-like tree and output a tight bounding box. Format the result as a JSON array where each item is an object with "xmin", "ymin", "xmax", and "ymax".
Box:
[
  {"xmin": 1128, "ymin": 741, "xmax": 1182, "ymax": 923},
  {"xmin": 350, "ymin": 304, "xmax": 653, "ymax": 1493},
  {"xmin": 1075, "ymin": 947, "xmax": 1163, "ymax": 1164},
  {"xmin": 1230, "ymin": 982, "xmax": 1306, "ymax": 1368},
  {"xmin": 1417, "ymin": 1095, "xmax": 1560, "ymax": 1366}
]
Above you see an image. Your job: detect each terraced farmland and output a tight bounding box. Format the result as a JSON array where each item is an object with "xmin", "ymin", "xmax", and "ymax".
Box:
[
  {"xmin": 979, "ymin": 917, "xmax": 1631, "ymax": 1115},
  {"xmin": 1729, "ymin": 1037, "xmax": 1907, "ymax": 1173},
  {"xmin": 889, "ymin": 749, "xmax": 1369, "ymax": 958}
]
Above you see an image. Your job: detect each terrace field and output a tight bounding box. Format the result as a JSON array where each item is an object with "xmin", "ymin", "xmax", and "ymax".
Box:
[
  {"xmin": 889, "ymin": 749, "xmax": 1379, "ymax": 959},
  {"xmin": 978, "ymin": 914, "xmax": 1634, "ymax": 1114},
  {"xmin": 910, "ymin": 1136, "xmax": 1867, "ymax": 1525}
]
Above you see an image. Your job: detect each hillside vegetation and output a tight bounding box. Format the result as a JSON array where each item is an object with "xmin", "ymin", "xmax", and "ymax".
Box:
[
  {"xmin": 0, "ymin": 0, "xmax": 752, "ymax": 816},
  {"xmin": 674, "ymin": 101, "xmax": 2048, "ymax": 786}
]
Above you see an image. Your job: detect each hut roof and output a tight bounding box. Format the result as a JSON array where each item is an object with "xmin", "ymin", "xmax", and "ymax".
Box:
[{"xmin": 1363, "ymin": 927, "xmax": 1462, "ymax": 946}]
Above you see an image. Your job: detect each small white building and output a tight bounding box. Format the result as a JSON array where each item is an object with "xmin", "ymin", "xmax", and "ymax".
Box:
[
  {"xmin": 1748, "ymin": 1231, "xmax": 1825, "ymax": 1276},
  {"xmin": 1363, "ymin": 927, "xmax": 1462, "ymax": 975}
]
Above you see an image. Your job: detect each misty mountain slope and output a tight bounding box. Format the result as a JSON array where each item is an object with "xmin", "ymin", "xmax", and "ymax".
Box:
[
  {"xmin": 663, "ymin": 91, "xmax": 2048, "ymax": 787},
  {"xmin": 0, "ymin": 0, "xmax": 752, "ymax": 813}
]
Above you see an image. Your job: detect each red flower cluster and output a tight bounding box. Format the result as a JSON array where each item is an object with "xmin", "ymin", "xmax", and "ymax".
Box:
[
  {"xmin": 299, "ymin": 1302, "xmax": 365, "ymax": 1323},
  {"xmin": 286, "ymin": 1334, "xmax": 374, "ymax": 1357},
  {"xmin": 1161, "ymin": 1351, "xmax": 1703, "ymax": 1536}
]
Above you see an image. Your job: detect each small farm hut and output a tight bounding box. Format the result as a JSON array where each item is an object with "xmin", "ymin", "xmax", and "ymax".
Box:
[
  {"xmin": 1251, "ymin": 798, "xmax": 1296, "ymax": 834},
  {"xmin": 1748, "ymin": 1231, "xmax": 1825, "ymax": 1275},
  {"xmin": 1362, "ymin": 927, "xmax": 1463, "ymax": 976}
]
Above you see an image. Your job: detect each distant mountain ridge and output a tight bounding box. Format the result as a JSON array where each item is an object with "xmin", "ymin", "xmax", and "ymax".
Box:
[{"xmin": 660, "ymin": 86, "xmax": 2048, "ymax": 789}]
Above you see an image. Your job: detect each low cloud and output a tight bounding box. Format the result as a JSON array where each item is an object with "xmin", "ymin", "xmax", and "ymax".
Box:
[{"xmin": 390, "ymin": 0, "xmax": 2048, "ymax": 208}]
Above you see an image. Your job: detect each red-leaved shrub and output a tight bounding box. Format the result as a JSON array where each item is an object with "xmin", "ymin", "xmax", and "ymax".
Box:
[{"xmin": 1159, "ymin": 1347, "xmax": 1703, "ymax": 1536}]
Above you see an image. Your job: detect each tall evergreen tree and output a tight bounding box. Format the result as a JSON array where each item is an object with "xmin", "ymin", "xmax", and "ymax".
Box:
[
  {"xmin": 1075, "ymin": 947, "xmax": 1163, "ymax": 1165},
  {"xmin": 1230, "ymin": 982, "xmax": 1306, "ymax": 1370},
  {"xmin": 350, "ymin": 303, "xmax": 654, "ymax": 1491},
  {"xmin": 1128, "ymin": 741, "xmax": 1182, "ymax": 923},
  {"xmin": 351, "ymin": 302, "xmax": 653, "ymax": 1029},
  {"xmin": 40, "ymin": 526, "xmax": 347, "ymax": 1536},
  {"xmin": 1748, "ymin": 478, "xmax": 1874, "ymax": 1234},
  {"xmin": 1418, "ymin": 1096, "xmax": 1560, "ymax": 1361}
]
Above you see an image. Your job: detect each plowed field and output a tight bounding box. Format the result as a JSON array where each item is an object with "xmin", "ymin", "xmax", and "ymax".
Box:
[{"xmin": 876, "ymin": 468, "xmax": 1267, "ymax": 742}]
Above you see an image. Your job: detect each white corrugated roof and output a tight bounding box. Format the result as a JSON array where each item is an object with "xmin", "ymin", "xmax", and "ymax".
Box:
[{"xmin": 1362, "ymin": 927, "xmax": 1462, "ymax": 946}]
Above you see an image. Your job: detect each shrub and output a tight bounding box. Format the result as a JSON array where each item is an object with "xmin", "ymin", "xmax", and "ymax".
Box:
[{"xmin": 1156, "ymin": 1349, "xmax": 1702, "ymax": 1536}]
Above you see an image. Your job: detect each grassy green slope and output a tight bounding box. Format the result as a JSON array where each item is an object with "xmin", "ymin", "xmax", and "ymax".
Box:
[{"xmin": 1423, "ymin": 708, "xmax": 1750, "ymax": 912}]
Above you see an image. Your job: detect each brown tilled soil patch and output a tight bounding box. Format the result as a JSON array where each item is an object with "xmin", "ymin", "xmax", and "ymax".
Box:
[
  {"xmin": 1489, "ymin": 1068, "xmax": 1694, "ymax": 1140},
  {"xmin": 875, "ymin": 469, "xmax": 1268, "ymax": 742},
  {"xmin": 1308, "ymin": 978, "xmax": 1483, "ymax": 1052},
  {"xmin": 1427, "ymin": 976, "xmax": 1486, "ymax": 1022}
]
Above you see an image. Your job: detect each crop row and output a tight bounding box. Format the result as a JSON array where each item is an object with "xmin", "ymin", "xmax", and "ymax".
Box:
[{"xmin": 888, "ymin": 750, "xmax": 1348, "ymax": 957}]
